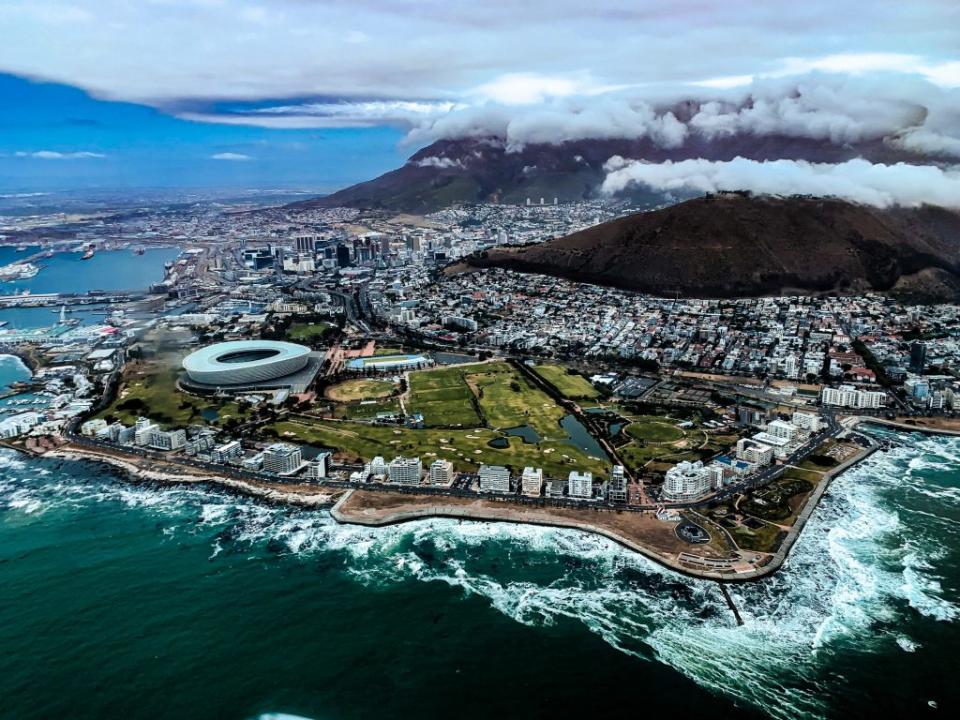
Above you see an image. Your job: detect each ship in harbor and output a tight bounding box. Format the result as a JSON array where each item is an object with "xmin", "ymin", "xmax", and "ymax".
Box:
[{"xmin": 0, "ymin": 262, "xmax": 40, "ymax": 282}]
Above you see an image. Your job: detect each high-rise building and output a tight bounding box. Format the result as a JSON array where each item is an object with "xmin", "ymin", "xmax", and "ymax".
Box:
[
  {"xmin": 305, "ymin": 452, "xmax": 331, "ymax": 479},
  {"xmin": 791, "ymin": 410, "xmax": 823, "ymax": 433},
  {"xmin": 134, "ymin": 417, "xmax": 158, "ymax": 446},
  {"xmin": 293, "ymin": 234, "xmax": 316, "ymax": 253},
  {"xmin": 148, "ymin": 428, "xmax": 187, "ymax": 451},
  {"xmin": 909, "ymin": 342, "xmax": 926, "ymax": 373},
  {"xmin": 242, "ymin": 247, "xmax": 273, "ymax": 270},
  {"xmin": 567, "ymin": 471, "xmax": 593, "ymax": 499},
  {"xmin": 370, "ymin": 456, "xmax": 387, "ymax": 477},
  {"xmin": 765, "ymin": 419, "xmax": 798, "ymax": 441},
  {"xmin": 388, "ymin": 456, "xmax": 422, "ymax": 484},
  {"xmin": 429, "ymin": 459, "xmax": 454, "ymax": 485},
  {"xmin": 262, "ymin": 443, "xmax": 303, "ymax": 475},
  {"xmin": 607, "ymin": 465, "xmax": 627, "ymax": 503},
  {"xmin": 211, "ymin": 440, "xmax": 243, "ymax": 463},
  {"xmin": 479, "ymin": 464, "xmax": 511, "ymax": 493},
  {"xmin": 663, "ymin": 461, "xmax": 713, "ymax": 501},
  {"xmin": 335, "ymin": 244, "xmax": 352, "ymax": 268},
  {"xmin": 521, "ymin": 466, "xmax": 543, "ymax": 496},
  {"xmin": 735, "ymin": 438, "xmax": 774, "ymax": 466}
]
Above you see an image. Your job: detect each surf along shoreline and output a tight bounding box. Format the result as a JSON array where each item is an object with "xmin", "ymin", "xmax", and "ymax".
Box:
[{"xmin": 4, "ymin": 414, "xmax": 939, "ymax": 583}]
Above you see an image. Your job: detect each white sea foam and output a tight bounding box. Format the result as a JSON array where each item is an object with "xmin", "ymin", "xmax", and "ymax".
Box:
[{"xmin": 2, "ymin": 434, "xmax": 958, "ymax": 719}]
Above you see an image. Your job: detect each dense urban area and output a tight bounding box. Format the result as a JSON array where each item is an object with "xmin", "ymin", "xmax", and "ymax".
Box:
[{"xmin": 2, "ymin": 193, "xmax": 958, "ymax": 578}]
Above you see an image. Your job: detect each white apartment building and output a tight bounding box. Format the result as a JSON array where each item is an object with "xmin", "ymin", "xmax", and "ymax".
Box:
[
  {"xmin": 370, "ymin": 456, "xmax": 387, "ymax": 477},
  {"xmin": 211, "ymin": 440, "xmax": 243, "ymax": 463},
  {"xmin": 81, "ymin": 418, "xmax": 108, "ymax": 436},
  {"xmin": 479, "ymin": 464, "xmax": 511, "ymax": 493},
  {"xmin": 388, "ymin": 456, "xmax": 423, "ymax": 484},
  {"xmin": 568, "ymin": 471, "xmax": 594, "ymax": 499},
  {"xmin": 736, "ymin": 438, "xmax": 774, "ymax": 466},
  {"xmin": 663, "ymin": 461, "xmax": 713, "ymax": 501},
  {"xmin": 751, "ymin": 431, "xmax": 792, "ymax": 459},
  {"xmin": 429, "ymin": 459, "xmax": 454, "ymax": 486},
  {"xmin": 765, "ymin": 419, "xmax": 799, "ymax": 441},
  {"xmin": 148, "ymin": 428, "xmax": 187, "ymax": 451},
  {"xmin": 607, "ymin": 465, "xmax": 627, "ymax": 503},
  {"xmin": 134, "ymin": 417, "xmax": 158, "ymax": 446},
  {"xmin": 521, "ymin": 466, "xmax": 543, "ymax": 496},
  {"xmin": 821, "ymin": 384, "xmax": 885, "ymax": 409},
  {"xmin": 305, "ymin": 452, "xmax": 331, "ymax": 479},
  {"xmin": 262, "ymin": 443, "xmax": 303, "ymax": 475},
  {"xmin": 791, "ymin": 410, "xmax": 823, "ymax": 433}
]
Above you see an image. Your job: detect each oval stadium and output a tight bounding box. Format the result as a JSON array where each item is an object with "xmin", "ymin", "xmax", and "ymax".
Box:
[{"xmin": 182, "ymin": 340, "xmax": 312, "ymax": 386}]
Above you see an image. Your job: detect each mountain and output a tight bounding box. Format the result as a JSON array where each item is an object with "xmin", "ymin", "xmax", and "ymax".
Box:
[
  {"xmin": 290, "ymin": 135, "xmax": 942, "ymax": 214},
  {"xmin": 451, "ymin": 193, "xmax": 960, "ymax": 301}
]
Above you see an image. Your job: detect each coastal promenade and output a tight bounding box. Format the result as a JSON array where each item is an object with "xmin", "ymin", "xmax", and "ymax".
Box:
[
  {"xmin": 6, "ymin": 408, "xmax": 945, "ymax": 584},
  {"xmin": 328, "ymin": 431, "xmax": 885, "ymax": 583},
  {"xmin": 38, "ymin": 442, "xmax": 343, "ymax": 509},
  {"xmin": 329, "ymin": 488, "xmax": 762, "ymax": 581}
]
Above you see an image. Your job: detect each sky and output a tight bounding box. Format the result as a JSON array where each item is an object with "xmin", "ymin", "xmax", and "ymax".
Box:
[{"xmin": 0, "ymin": 0, "xmax": 957, "ymax": 194}]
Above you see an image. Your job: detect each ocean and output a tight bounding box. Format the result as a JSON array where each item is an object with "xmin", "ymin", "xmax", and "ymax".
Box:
[
  {"xmin": 0, "ymin": 359, "xmax": 958, "ymax": 719},
  {"xmin": 0, "ymin": 246, "xmax": 180, "ymax": 298}
]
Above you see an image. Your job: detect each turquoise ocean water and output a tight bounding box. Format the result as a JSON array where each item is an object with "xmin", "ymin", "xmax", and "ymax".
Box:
[{"xmin": 0, "ymin": 355, "xmax": 958, "ymax": 719}]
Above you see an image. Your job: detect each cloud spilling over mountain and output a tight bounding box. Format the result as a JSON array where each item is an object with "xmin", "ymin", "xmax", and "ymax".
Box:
[
  {"xmin": 285, "ymin": 71, "xmax": 960, "ymax": 212},
  {"xmin": 601, "ymin": 157, "xmax": 960, "ymax": 209},
  {"xmin": 406, "ymin": 73, "xmax": 960, "ymax": 159}
]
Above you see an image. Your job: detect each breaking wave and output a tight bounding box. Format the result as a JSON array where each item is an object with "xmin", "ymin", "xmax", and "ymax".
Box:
[{"xmin": 1, "ymin": 430, "xmax": 958, "ymax": 718}]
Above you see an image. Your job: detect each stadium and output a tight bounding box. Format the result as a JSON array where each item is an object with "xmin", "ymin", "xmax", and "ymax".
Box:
[
  {"xmin": 181, "ymin": 340, "xmax": 319, "ymax": 392},
  {"xmin": 346, "ymin": 353, "xmax": 432, "ymax": 372}
]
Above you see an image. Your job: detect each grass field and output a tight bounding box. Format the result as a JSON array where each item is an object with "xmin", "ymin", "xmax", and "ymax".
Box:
[
  {"xmin": 468, "ymin": 363, "xmax": 565, "ymax": 437},
  {"xmin": 97, "ymin": 355, "xmax": 246, "ymax": 428},
  {"xmin": 331, "ymin": 398, "xmax": 402, "ymax": 420},
  {"xmin": 729, "ymin": 520, "xmax": 784, "ymax": 553},
  {"xmin": 272, "ymin": 360, "xmax": 608, "ymax": 477},
  {"xmin": 404, "ymin": 361, "xmax": 566, "ymax": 435},
  {"xmin": 624, "ymin": 420, "xmax": 685, "ymax": 443},
  {"xmin": 326, "ymin": 378, "xmax": 396, "ymax": 402},
  {"xmin": 532, "ymin": 364, "xmax": 599, "ymax": 399},
  {"xmin": 615, "ymin": 414, "xmax": 702, "ymax": 473},
  {"xmin": 265, "ymin": 417, "xmax": 608, "ymax": 478},
  {"xmin": 407, "ymin": 364, "xmax": 483, "ymax": 427},
  {"xmin": 287, "ymin": 322, "xmax": 330, "ymax": 342}
]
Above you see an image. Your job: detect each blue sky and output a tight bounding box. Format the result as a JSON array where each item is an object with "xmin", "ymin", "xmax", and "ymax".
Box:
[
  {"xmin": 0, "ymin": 1, "xmax": 956, "ymax": 193},
  {"xmin": 0, "ymin": 74, "xmax": 408, "ymax": 192}
]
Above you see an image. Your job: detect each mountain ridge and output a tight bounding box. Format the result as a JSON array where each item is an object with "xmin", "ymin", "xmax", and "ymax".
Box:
[
  {"xmin": 450, "ymin": 193, "xmax": 960, "ymax": 302},
  {"xmin": 289, "ymin": 136, "xmax": 948, "ymax": 213}
]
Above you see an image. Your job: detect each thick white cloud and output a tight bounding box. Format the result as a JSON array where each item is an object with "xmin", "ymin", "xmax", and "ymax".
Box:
[
  {"xmin": 404, "ymin": 72, "xmax": 960, "ymax": 158},
  {"xmin": 601, "ymin": 156, "xmax": 960, "ymax": 208},
  {"xmin": 14, "ymin": 150, "xmax": 105, "ymax": 159},
  {"xmin": 0, "ymin": 1, "xmax": 956, "ymax": 106}
]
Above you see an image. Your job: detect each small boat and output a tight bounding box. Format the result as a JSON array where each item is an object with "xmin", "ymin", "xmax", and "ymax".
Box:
[
  {"xmin": 81, "ymin": 248, "xmax": 94, "ymax": 260},
  {"xmin": 134, "ymin": 247, "xmax": 145, "ymax": 256}
]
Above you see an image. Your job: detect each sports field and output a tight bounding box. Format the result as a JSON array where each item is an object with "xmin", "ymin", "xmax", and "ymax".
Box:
[
  {"xmin": 326, "ymin": 378, "xmax": 396, "ymax": 402},
  {"xmin": 287, "ymin": 322, "xmax": 330, "ymax": 342},
  {"xmin": 407, "ymin": 364, "xmax": 483, "ymax": 427},
  {"xmin": 532, "ymin": 364, "xmax": 599, "ymax": 399}
]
